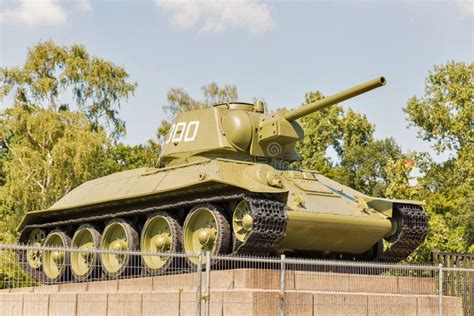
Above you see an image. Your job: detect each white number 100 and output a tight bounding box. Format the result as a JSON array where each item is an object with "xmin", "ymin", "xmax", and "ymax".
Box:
[{"xmin": 165, "ymin": 121, "xmax": 200, "ymax": 144}]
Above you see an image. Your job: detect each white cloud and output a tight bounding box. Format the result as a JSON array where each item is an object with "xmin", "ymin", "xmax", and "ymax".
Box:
[
  {"xmin": 453, "ymin": 0, "xmax": 474, "ymax": 16},
  {"xmin": 77, "ymin": 0, "xmax": 92, "ymax": 12},
  {"xmin": 154, "ymin": 0, "xmax": 274, "ymax": 33},
  {"xmin": 0, "ymin": 0, "xmax": 67, "ymax": 26},
  {"xmin": 0, "ymin": 0, "xmax": 94, "ymax": 26}
]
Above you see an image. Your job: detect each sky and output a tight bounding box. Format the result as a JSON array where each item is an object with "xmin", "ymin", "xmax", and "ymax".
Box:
[{"xmin": 0, "ymin": 0, "xmax": 473, "ymax": 162}]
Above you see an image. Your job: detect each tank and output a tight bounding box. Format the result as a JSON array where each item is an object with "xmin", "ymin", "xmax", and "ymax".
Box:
[{"xmin": 16, "ymin": 77, "xmax": 429, "ymax": 282}]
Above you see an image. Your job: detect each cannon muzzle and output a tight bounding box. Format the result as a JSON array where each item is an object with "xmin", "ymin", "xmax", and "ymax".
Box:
[{"xmin": 284, "ymin": 77, "xmax": 386, "ymax": 122}]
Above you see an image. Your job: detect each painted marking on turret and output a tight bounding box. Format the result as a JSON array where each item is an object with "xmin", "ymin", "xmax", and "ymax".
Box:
[
  {"xmin": 166, "ymin": 121, "xmax": 200, "ymax": 144},
  {"xmin": 184, "ymin": 121, "xmax": 199, "ymax": 141}
]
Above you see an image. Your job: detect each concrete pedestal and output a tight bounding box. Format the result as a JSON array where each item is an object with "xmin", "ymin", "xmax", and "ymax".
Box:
[{"xmin": 0, "ymin": 269, "xmax": 462, "ymax": 316}]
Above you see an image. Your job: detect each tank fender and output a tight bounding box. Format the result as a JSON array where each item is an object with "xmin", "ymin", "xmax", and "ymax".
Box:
[{"xmin": 365, "ymin": 197, "xmax": 424, "ymax": 217}]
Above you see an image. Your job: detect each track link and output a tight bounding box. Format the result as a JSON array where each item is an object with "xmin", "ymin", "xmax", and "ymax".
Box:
[
  {"xmin": 375, "ymin": 203, "xmax": 429, "ymax": 262},
  {"xmin": 232, "ymin": 196, "xmax": 288, "ymax": 256}
]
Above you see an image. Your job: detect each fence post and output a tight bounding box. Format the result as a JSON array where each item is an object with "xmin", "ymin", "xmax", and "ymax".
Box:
[
  {"xmin": 205, "ymin": 251, "xmax": 211, "ymax": 316},
  {"xmin": 196, "ymin": 254, "xmax": 202, "ymax": 316},
  {"xmin": 438, "ymin": 263, "xmax": 443, "ymax": 316},
  {"xmin": 279, "ymin": 254, "xmax": 286, "ymax": 316}
]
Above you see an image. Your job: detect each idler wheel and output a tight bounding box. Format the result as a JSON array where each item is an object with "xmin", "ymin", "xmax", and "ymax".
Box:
[
  {"xmin": 71, "ymin": 225, "xmax": 101, "ymax": 281},
  {"xmin": 100, "ymin": 219, "xmax": 138, "ymax": 279},
  {"xmin": 183, "ymin": 204, "xmax": 230, "ymax": 266},
  {"xmin": 141, "ymin": 212, "xmax": 182, "ymax": 275},
  {"xmin": 18, "ymin": 228, "xmax": 47, "ymax": 283},
  {"xmin": 232, "ymin": 200, "xmax": 254, "ymax": 242},
  {"xmin": 25, "ymin": 228, "xmax": 46, "ymax": 270},
  {"xmin": 42, "ymin": 230, "xmax": 71, "ymax": 283}
]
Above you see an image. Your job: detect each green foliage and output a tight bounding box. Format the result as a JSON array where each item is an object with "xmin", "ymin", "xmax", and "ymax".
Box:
[
  {"xmin": 332, "ymin": 138, "xmax": 403, "ymax": 197},
  {"xmin": 296, "ymin": 91, "xmax": 344, "ymax": 173},
  {"xmin": 99, "ymin": 141, "xmax": 162, "ymax": 175},
  {"xmin": 407, "ymin": 150, "xmax": 474, "ymax": 259},
  {"xmin": 0, "ymin": 40, "xmax": 137, "ymax": 138},
  {"xmin": 384, "ymin": 154, "xmax": 420, "ymax": 200},
  {"xmin": 297, "ymin": 91, "xmax": 402, "ymax": 196},
  {"xmin": 0, "ymin": 250, "xmax": 37, "ymax": 289},
  {"xmin": 407, "ymin": 212, "xmax": 466, "ymax": 263},
  {"xmin": 401, "ymin": 61, "xmax": 474, "ymax": 261},
  {"xmin": 404, "ymin": 61, "xmax": 473, "ymax": 153},
  {"xmin": 0, "ymin": 105, "xmax": 108, "ymax": 242}
]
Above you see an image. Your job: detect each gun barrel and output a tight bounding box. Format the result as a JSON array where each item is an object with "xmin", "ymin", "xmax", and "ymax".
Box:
[{"xmin": 284, "ymin": 77, "xmax": 386, "ymax": 122}]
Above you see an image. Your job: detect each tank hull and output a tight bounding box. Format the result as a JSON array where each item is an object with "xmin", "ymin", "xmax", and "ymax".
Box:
[
  {"xmin": 282, "ymin": 211, "xmax": 391, "ymax": 254},
  {"xmin": 18, "ymin": 158, "xmax": 411, "ymax": 256}
]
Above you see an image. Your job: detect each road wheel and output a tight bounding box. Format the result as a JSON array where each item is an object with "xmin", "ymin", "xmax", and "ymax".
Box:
[
  {"xmin": 71, "ymin": 225, "xmax": 101, "ymax": 281},
  {"xmin": 141, "ymin": 212, "xmax": 182, "ymax": 274},
  {"xmin": 42, "ymin": 230, "xmax": 71, "ymax": 283},
  {"xmin": 182, "ymin": 204, "xmax": 230, "ymax": 266},
  {"xmin": 100, "ymin": 219, "xmax": 139, "ymax": 279}
]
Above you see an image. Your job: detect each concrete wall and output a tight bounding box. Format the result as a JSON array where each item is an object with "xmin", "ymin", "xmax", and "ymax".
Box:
[
  {"xmin": 0, "ymin": 291, "xmax": 462, "ymax": 316},
  {"xmin": 0, "ymin": 269, "xmax": 463, "ymax": 316}
]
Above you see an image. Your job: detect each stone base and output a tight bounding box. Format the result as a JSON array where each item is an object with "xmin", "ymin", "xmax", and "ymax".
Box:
[
  {"xmin": 0, "ymin": 290, "xmax": 462, "ymax": 316},
  {"xmin": 0, "ymin": 269, "xmax": 463, "ymax": 316}
]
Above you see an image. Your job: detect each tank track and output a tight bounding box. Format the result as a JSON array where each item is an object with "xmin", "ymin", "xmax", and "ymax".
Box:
[
  {"xmin": 375, "ymin": 203, "xmax": 429, "ymax": 262},
  {"xmin": 22, "ymin": 193, "xmax": 288, "ymax": 257},
  {"xmin": 232, "ymin": 196, "xmax": 288, "ymax": 256}
]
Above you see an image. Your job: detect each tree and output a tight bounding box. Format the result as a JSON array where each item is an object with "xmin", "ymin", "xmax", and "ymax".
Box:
[
  {"xmin": 0, "ymin": 40, "xmax": 137, "ymax": 138},
  {"xmin": 0, "ymin": 105, "xmax": 108, "ymax": 242},
  {"xmin": 401, "ymin": 61, "xmax": 473, "ymax": 259},
  {"xmin": 0, "ymin": 41, "xmax": 144, "ymax": 244},
  {"xmin": 157, "ymin": 82, "xmax": 238, "ymax": 140},
  {"xmin": 384, "ymin": 154, "xmax": 421, "ymax": 200},
  {"xmin": 332, "ymin": 138, "xmax": 403, "ymax": 197},
  {"xmin": 99, "ymin": 141, "xmax": 161, "ymax": 175},
  {"xmin": 296, "ymin": 91, "xmax": 344, "ymax": 174},
  {"xmin": 404, "ymin": 62, "xmax": 473, "ymax": 153},
  {"xmin": 297, "ymin": 91, "xmax": 403, "ymax": 196}
]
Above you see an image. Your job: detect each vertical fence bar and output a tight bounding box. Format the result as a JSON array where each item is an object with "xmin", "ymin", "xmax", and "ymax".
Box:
[
  {"xmin": 470, "ymin": 257, "xmax": 473, "ymax": 316},
  {"xmin": 205, "ymin": 251, "xmax": 211, "ymax": 316},
  {"xmin": 279, "ymin": 254, "xmax": 286, "ymax": 316},
  {"xmin": 438, "ymin": 263, "xmax": 443, "ymax": 316},
  {"xmin": 196, "ymin": 254, "xmax": 202, "ymax": 316}
]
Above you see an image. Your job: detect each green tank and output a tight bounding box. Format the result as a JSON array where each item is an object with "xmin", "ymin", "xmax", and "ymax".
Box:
[{"xmin": 17, "ymin": 77, "xmax": 429, "ymax": 282}]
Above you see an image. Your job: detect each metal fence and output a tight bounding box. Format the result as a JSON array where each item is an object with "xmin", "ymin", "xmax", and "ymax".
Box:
[
  {"xmin": 1, "ymin": 244, "xmax": 473, "ymax": 316},
  {"xmin": 433, "ymin": 252, "xmax": 474, "ymax": 316}
]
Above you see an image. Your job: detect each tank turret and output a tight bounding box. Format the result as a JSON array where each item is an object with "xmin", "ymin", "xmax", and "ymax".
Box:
[{"xmin": 160, "ymin": 77, "xmax": 386, "ymax": 166}]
